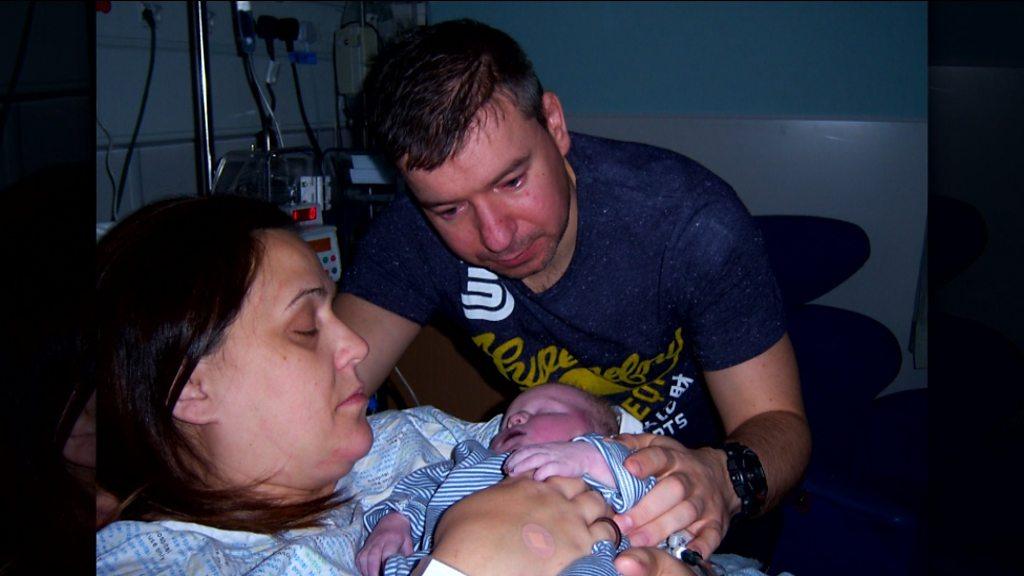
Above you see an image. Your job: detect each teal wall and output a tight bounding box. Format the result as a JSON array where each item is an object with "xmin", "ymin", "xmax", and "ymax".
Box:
[{"xmin": 428, "ymin": 1, "xmax": 926, "ymax": 119}]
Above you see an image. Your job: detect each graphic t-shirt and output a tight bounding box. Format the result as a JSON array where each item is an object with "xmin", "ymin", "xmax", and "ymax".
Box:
[{"xmin": 343, "ymin": 132, "xmax": 785, "ymax": 447}]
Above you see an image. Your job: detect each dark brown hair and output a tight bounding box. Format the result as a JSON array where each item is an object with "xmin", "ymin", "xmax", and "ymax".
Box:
[
  {"xmin": 363, "ymin": 18, "xmax": 545, "ymax": 171},
  {"xmin": 96, "ymin": 195, "xmax": 341, "ymax": 533}
]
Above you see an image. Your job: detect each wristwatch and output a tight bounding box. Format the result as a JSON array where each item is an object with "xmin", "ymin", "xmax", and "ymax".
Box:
[{"xmin": 722, "ymin": 442, "xmax": 768, "ymax": 519}]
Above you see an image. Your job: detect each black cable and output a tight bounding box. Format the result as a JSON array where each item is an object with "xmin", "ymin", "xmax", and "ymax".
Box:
[
  {"xmin": 0, "ymin": 1, "xmax": 37, "ymax": 149},
  {"xmin": 96, "ymin": 117, "xmax": 117, "ymax": 198},
  {"xmin": 290, "ymin": 59, "xmax": 323, "ymax": 161},
  {"xmin": 113, "ymin": 8, "xmax": 157, "ymax": 220},
  {"xmin": 233, "ymin": 1, "xmax": 275, "ymax": 150}
]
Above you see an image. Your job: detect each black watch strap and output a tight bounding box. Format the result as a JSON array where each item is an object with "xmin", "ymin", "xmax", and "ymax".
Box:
[{"xmin": 723, "ymin": 442, "xmax": 768, "ymax": 519}]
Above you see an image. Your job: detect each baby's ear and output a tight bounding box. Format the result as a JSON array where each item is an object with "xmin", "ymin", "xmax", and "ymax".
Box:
[{"xmin": 171, "ymin": 363, "xmax": 218, "ymax": 425}]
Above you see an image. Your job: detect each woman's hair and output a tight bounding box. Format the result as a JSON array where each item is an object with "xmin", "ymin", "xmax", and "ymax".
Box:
[
  {"xmin": 96, "ymin": 194, "xmax": 340, "ymax": 533},
  {"xmin": 362, "ymin": 18, "xmax": 546, "ymax": 171}
]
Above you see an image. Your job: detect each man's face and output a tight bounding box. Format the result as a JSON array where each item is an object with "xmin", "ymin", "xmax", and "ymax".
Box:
[{"xmin": 402, "ymin": 93, "xmax": 576, "ymax": 289}]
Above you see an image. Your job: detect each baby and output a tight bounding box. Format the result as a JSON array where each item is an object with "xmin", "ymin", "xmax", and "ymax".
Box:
[{"xmin": 357, "ymin": 383, "xmax": 655, "ymax": 576}]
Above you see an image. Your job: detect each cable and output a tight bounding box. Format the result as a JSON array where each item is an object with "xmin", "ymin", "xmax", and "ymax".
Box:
[
  {"xmin": 266, "ymin": 80, "xmax": 276, "ymax": 112},
  {"xmin": 247, "ymin": 57, "xmax": 283, "ymax": 148},
  {"xmin": 290, "ymin": 59, "xmax": 323, "ymax": 161},
  {"xmin": 0, "ymin": 1, "xmax": 37, "ymax": 150},
  {"xmin": 114, "ymin": 7, "xmax": 156, "ymax": 220},
  {"xmin": 233, "ymin": 1, "xmax": 278, "ymax": 151},
  {"xmin": 392, "ymin": 366, "xmax": 420, "ymax": 407},
  {"xmin": 95, "ymin": 117, "xmax": 117, "ymax": 202}
]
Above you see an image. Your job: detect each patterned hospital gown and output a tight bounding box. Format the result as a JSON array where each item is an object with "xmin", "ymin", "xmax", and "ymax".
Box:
[{"xmin": 96, "ymin": 406, "xmax": 787, "ymax": 576}]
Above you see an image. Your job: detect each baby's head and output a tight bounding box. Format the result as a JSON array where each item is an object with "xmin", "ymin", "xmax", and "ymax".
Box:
[{"xmin": 490, "ymin": 383, "xmax": 617, "ymax": 453}]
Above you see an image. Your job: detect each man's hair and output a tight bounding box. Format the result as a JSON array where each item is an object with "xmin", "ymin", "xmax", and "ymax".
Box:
[
  {"xmin": 363, "ymin": 18, "xmax": 545, "ymax": 171},
  {"xmin": 97, "ymin": 195, "xmax": 343, "ymax": 533}
]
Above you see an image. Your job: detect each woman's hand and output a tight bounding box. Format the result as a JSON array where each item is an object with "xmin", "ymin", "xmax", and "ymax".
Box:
[
  {"xmin": 429, "ymin": 476, "xmax": 620, "ymax": 575},
  {"xmin": 611, "ymin": 434, "xmax": 740, "ymax": 559}
]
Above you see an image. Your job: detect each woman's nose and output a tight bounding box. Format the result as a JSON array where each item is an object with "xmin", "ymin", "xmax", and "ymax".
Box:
[{"xmin": 333, "ymin": 319, "xmax": 369, "ymax": 372}]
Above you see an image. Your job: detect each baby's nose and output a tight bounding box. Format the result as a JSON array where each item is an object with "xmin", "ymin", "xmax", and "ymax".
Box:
[{"xmin": 506, "ymin": 412, "xmax": 529, "ymax": 427}]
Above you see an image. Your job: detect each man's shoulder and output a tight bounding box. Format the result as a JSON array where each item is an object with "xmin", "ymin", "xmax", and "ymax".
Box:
[{"xmin": 569, "ymin": 132, "xmax": 729, "ymax": 192}]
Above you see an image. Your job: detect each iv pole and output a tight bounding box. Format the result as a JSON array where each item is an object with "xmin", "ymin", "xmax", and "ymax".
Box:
[{"xmin": 187, "ymin": 0, "xmax": 216, "ymax": 196}]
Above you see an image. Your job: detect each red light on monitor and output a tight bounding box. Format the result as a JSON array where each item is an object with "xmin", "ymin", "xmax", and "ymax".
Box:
[{"xmin": 291, "ymin": 206, "xmax": 318, "ymax": 222}]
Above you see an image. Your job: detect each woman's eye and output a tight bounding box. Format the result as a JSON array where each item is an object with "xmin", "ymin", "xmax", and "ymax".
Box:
[
  {"xmin": 295, "ymin": 328, "xmax": 318, "ymax": 338},
  {"xmin": 505, "ymin": 176, "xmax": 523, "ymax": 190}
]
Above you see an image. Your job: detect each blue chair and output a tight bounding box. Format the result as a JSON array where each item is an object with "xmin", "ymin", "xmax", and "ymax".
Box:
[{"xmin": 751, "ymin": 216, "xmax": 926, "ymax": 576}]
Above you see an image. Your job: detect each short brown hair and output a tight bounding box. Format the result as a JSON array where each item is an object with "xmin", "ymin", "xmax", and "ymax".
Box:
[{"xmin": 363, "ymin": 19, "xmax": 545, "ymax": 171}]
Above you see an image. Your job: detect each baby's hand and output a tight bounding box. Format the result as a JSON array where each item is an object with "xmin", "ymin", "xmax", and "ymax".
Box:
[
  {"xmin": 357, "ymin": 512, "xmax": 413, "ymax": 576},
  {"xmin": 504, "ymin": 441, "xmax": 615, "ymax": 486}
]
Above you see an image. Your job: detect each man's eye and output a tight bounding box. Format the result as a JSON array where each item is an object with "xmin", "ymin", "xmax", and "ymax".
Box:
[
  {"xmin": 295, "ymin": 328, "xmax": 318, "ymax": 337},
  {"xmin": 436, "ymin": 206, "xmax": 460, "ymax": 220},
  {"xmin": 504, "ymin": 176, "xmax": 523, "ymax": 190}
]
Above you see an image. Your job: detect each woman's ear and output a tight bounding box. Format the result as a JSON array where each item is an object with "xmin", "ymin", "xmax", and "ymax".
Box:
[{"xmin": 171, "ymin": 365, "xmax": 218, "ymax": 425}]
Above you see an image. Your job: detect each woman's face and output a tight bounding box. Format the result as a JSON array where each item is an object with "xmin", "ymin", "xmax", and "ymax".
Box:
[{"xmin": 178, "ymin": 229, "xmax": 372, "ymax": 501}]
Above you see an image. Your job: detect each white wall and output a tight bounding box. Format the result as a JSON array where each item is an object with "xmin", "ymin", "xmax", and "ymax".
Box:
[{"xmin": 567, "ymin": 116, "xmax": 928, "ymax": 397}]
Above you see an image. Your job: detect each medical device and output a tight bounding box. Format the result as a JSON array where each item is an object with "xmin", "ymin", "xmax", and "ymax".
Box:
[{"xmin": 212, "ymin": 146, "xmax": 343, "ymax": 279}]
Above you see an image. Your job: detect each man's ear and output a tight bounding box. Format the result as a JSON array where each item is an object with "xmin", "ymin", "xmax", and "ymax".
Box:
[
  {"xmin": 541, "ymin": 92, "xmax": 571, "ymax": 157},
  {"xmin": 171, "ymin": 364, "xmax": 218, "ymax": 425}
]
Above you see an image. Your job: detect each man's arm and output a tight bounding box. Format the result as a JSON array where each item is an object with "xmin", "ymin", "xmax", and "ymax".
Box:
[
  {"xmin": 613, "ymin": 333, "xmax": 810, "ymax": 558},
  {"xmin": 706, "ymin": 331, "xmax": 810, "ymax": 513},
  {"xmin": 334, "ymin": 293, "xmax": 422, "ymax": 395}
]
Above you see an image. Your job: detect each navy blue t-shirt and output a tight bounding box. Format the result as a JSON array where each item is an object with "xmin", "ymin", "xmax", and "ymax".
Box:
[{"xmin": 343, "ymin": 133, "xmax": 785, "ymax": 447}]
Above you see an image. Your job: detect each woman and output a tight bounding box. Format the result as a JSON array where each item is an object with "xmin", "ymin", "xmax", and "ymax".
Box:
[{"xmin": 96, "ymin": 195, "xmax": 688, "ymax": 575}]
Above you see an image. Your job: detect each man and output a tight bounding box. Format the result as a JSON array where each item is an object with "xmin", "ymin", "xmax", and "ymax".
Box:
[{"xmin": 336, "ymin": 19, "xmax": 810, "ymax": 566}]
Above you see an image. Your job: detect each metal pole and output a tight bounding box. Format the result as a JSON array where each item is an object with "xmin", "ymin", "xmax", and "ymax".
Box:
[{"xmin": 188, "ymin": 1, "xmax": 216, "ymax": 196}]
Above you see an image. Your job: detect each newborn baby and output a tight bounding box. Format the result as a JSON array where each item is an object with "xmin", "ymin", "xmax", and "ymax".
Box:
[{"xmin": 357, "ymin": 383, "xmax": 654, "ymax": 576}]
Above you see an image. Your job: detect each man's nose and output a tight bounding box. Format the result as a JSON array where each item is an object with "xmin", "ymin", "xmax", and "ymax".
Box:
[{"xmin": 476, "ymin": 201, "xmax": 515, "ymax": 253}]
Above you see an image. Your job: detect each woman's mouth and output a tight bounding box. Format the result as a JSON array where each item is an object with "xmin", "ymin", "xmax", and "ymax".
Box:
[{"xmin": 336, "ymin": 392, "xmax": 368, "ymax": 410}]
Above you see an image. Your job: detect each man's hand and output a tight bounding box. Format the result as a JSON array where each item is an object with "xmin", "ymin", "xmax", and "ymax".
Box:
[
  {"xmin": 357, "ymin": 512, "xmax": 413, "ymax": 576},
  {"xmin": 611, "ymin": 434, "xmax": 739, "ymax": 559},
  {"xmin": 503, "ymin": 441, "xmax": 614, "ymax": 486},
  {"xmin": 614, "ymin": 547, "xmax": 697, "ymax": 576}
]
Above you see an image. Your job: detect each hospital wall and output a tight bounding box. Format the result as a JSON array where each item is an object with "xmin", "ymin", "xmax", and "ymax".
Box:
[{"xmin": 429, "ymin": 1, "xmax": 928, "ymax": 397}]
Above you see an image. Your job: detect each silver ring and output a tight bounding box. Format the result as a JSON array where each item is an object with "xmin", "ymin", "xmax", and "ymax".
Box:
[{"xmin": 591, "ymin": 516, "xmax": 622, "ymax": 549}]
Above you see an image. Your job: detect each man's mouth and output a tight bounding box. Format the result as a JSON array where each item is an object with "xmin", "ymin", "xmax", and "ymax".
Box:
[{"xmin": 491, "ymin": 239, "xmax": 537, "ymax": 269}]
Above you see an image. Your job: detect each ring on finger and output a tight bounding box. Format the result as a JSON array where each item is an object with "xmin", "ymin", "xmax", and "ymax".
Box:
[{"xmin": 591, "ymin": 516, "xmax": 622, "ymax": 549}]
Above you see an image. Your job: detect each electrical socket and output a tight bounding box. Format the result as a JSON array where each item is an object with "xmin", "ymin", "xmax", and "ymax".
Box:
[{"xmin": 139, "ymin": 2, "xmax": 161, "ymax": 27}]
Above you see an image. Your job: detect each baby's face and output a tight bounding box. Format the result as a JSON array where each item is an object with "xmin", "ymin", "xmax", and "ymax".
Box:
[{"xmin": 490, "ymin": 384, "xmax": 595, "ymax": 453}]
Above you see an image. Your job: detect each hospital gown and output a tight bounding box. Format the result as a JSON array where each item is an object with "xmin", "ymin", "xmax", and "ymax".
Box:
[{"xmin": 96, "ymin": 406, "xmax": 789, "ymax": 576}]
